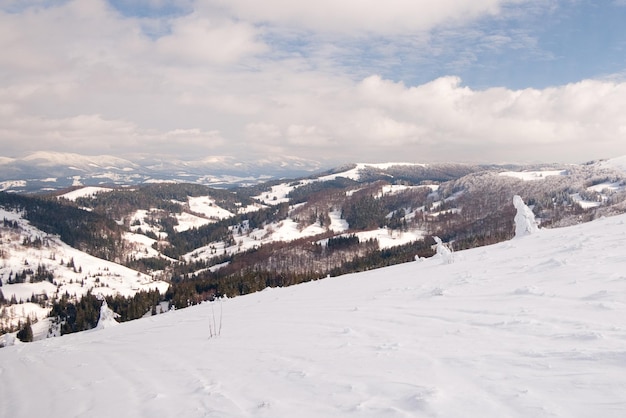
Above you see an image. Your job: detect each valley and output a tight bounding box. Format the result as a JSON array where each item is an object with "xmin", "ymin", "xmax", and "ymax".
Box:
[{"xmin": 1, "ymin": 156, "xmax": 626, "ymax": 343}]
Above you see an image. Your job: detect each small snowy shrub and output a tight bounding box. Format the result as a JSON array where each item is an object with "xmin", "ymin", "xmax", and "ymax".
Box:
[{"xmin": 434, "ymin": 236, "xmax": 454, "ymax": 264}]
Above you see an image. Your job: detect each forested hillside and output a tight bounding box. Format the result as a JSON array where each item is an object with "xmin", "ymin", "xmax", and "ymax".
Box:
[{"xmin": 2, "ymin": 160, "xmax": 626, "ymax": 343}]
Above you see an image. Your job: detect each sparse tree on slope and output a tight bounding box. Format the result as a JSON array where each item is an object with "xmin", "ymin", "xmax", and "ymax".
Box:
[{"xmin": 17, "ymin": 317, "xmax": 33, "ymax": 342}]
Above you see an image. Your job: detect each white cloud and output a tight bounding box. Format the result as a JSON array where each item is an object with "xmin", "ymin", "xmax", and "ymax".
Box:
[
  {"xmin": 0, "ymin": 0, "xmax": 625, "ymax": 166},
  {"xmin": 345, "ymin": 76, "xmax": 626, "ymax": 162},
  {"xmin": 0, "ymin": 1, "xmax": 145, "ymax": 76},
  {"xmin": 156, "ymin": 15, "xmax": 267, "ymax": 65},
  {"xmin": 285, "ymin": 124, "xmax": 333, "ymax": 147},
  {"xmin": 0, "ymin": 112, "xmax": 224, "ymax": 157},
  {"xmin": 210, "ymin": 0, "xmax": 511, "ymax": 34},
  {"xmin": 3, "ymin": 60, "xmax": 626, "ymax": 163},
  {"xmin": 245, "ymin": 123, "xmax": 282, "ymax": 142},
  {"xmin": 222, "ymin": 74, "xmax": 626, "ymax": 164}
]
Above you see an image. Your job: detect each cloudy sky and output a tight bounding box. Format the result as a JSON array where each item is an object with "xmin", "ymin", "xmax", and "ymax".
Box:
[{"xmin": 1, "ymin": 0, "xmax": 625, "ymax": 166}]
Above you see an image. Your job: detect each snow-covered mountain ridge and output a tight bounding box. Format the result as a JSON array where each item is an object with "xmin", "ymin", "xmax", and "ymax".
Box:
[
  {"xmin": 3, "ymin": 151, "xmax": 626, "ymax": 194},
  {"xmin": 1, "ymin": 211, "xmax": 626, "ymax": 417},
  {"xmin": 0, "ymin": 152, "xmax": 326, "ymax": 192}
]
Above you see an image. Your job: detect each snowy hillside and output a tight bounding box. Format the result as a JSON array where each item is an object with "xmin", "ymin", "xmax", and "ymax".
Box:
[
  {"xmin": 2, "ymin": 212, "xmax": 626, "ymax": 417},
  {"xmin": 0, "ymin": 208, "xmax": 168, "ymax": 331},
  {"xmin": 600, "ymin": 155, "xmax": 626, "ymax": 172}
]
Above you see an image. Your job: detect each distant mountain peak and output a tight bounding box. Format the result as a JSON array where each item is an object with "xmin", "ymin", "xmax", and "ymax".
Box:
[{"xmin": 21, "ymin": 151, "xmax": 139, "ymax": 170}]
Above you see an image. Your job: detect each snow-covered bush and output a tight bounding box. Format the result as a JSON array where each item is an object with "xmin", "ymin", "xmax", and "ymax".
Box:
[
  {"xmin": 434, "ymin": 236, "xmax": 454, "ymax": 264},
  {"xmin": 513, "ymin": 195, "xmax": 539, "ymax": 238},
  {"xmin": 95, "ymin": 299, "xmax": 120, "ymax": 330}
]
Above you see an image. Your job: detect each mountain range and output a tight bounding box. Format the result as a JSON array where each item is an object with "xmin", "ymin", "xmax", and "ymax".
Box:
[
  {"xmin": 5, "ymin": 151, "xmax": 625, "ymax": 194},
  {"xmin": 0, "ymin": 151, "xmax": 326, "ymax": 192}
]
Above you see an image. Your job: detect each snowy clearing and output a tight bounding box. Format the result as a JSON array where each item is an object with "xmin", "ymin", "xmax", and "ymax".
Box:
[
  {"xmin": 587, "ymin": 181, "xmax": 624, "ymax": 193},
  {"xmin": 325, "ymin": 228, "xmax": 425, "ymax": 250},
  {"xmin": 499, "ymin": 170, "xmax": 567, "ymax": 181},
  {"xmin": 58, "ymin": 186, "xmax": 113, "ymax": 201},
  {"xmin": 600, "ymin": 155, "xmax": 626, "ymax": 172},
  {"xmin": 254, "ymin": 181, "xmax": 311, "ymax": 205},
  {"xmin": 123, "ymin": 232, "xmax": 161, "ymax": 259},
  {"xmin": 571, "ymin": 193, "xmax": 602, "ymax": 209},
  {"xmin": 188, "ymin": 196, "xmax": 234, "ymax": 220},
  {"xmin": 174, "ymin": 211, "xmax": 214, "ymax": 232}
]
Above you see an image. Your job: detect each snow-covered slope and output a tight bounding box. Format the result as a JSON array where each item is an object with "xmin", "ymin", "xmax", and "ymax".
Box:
[
  {"xmin": 318, "ymin": 162, "xmax": 424, "ymax": 181},
  {"xmin": 599, "ymin": 155, "xmax": 626, "ymax": 172},
  {"xmin": 2, "ymin": 213, "xmax": 626, "ymax": 417},
  {"xmin": 0, "ymin": 209, "xmax": 168, "ymax": 330},
  {"xmin": 58, "ymin": 186, "xmax": 113, "ymax": 201}
]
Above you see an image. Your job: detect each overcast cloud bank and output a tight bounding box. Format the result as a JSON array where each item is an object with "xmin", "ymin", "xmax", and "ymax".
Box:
[{"xmin": 1, "ymin": 0, "xmax": 625, "ymax": 164}]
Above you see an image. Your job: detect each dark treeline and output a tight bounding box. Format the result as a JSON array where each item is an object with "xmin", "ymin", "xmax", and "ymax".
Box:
[
  {"xmin": 49, "ymin": 291, "xmax": 102, "ymax": 335},
  {"xmin": 329, "ymin": 239, "xmax": 436, "ymax": 276},
  {"xmin": 4, "ymin": 264, "xmax": 55, "ymax": 284},
  {"xmin": 125, "ymin": 256, "xmax": 172, "ymax": 274},
  {"xmin": 287, "ymin": 177, "xmax": 359, "ymax": 204},
  {"xmin": 49, "ymin": 289, "xmax": 163, "ymax": 335},
  {"xmin": 342, "ymin": 192, "xmax": 387, "ymax": 230},
  {"xmin": 106, "ymin": 289, "xmax": 163, "ymax": 321},
  {"xmin": 326, "ymin": 234, "xmax": 360, "ymax": 251},
  {"xmin": 358, "ymin": 164, "xmax": 482, "ymax": 184}
]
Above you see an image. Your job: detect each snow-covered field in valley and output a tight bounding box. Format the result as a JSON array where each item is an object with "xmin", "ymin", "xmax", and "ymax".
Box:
[{"xmin": 2, "ymin": 213, "xmax": 626, "ymax": 417}]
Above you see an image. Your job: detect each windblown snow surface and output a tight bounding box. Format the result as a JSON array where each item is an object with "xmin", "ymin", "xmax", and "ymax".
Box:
[{"xmin": 3, "ymin": 214, "xmax": 626, "ymax": 417}]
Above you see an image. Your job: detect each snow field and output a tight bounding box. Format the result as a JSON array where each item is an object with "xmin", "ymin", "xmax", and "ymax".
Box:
[
  {"xmin": 2, "ymin": 213, "xmax": 626, "ymax": 416},
  {"xmin": 128, "ymin": 209, "xmax": 168, "ymax": 239},
  {"xmin": 174, "ymin": 211, "xmax": 214, "ymax": 232}
]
